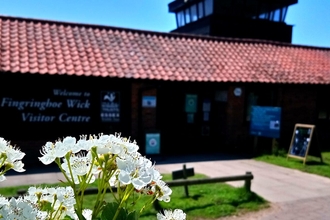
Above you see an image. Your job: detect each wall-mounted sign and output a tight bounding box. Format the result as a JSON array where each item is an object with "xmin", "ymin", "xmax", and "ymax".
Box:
[
  {"xmin": 185, "ymin": 94, "xmax": 197, "ymax": 113},
  {"xmin": 234, "ymin": 87, "xmax": 242, "ymax": 97},
  {"xmin": 187, "ymin": 113, "xmax": 194, "ymax": 123},
  {"xmin": 203, "ymin": 112, "xmax": 209, "ymax": 121},
  {"xmin": 202, "ymin": 99, "xmax": 211, "ymax": 112},
  {"xmin": 145, "ymin": 133, "xmax": 160, "ymax": 155},
  {"xmin": 0, "ymin": 89, "xmax": 92, "ymax": 123},
  {"xmin": 250, "ymin": 106, "xmax": 281, "ymax": 138},
  {"xmin": 100, "ymin": 91, "xmax": 120, "ymax": 122},
  {"xmin": 142, "ymin": 96, "xmax": 156, "ymax": 107}
]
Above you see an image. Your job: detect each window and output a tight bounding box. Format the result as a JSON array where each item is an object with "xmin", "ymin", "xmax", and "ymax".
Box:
[
  {"xmin": 185, "ymin": 8, "xmax": 191, "ymax": 24},
  {"xmin": 204, "ymin": 0, "xmax": 213, "ymax": 16},
  {"xmin": 271, "ymin": 9, "xmax": 281, "ymax": 22},
  {"xmin": 246, "ymin": 93, "xmax": 258, "ymax": 121},
  {"xmin": 256, "ymin": 7, "xmax": 288, "ymax": 22},
  {"xmin": 175, "ymin": 0, "xmax": 213, "ymax": 28},
  {"xmin": 281, "ymin": 7, "xmax": 288, "ymax": 22},
  {"xmin": 176, "ymin": 10, "xmax": 185, "ymax": 27},
  {"xmin": 190, "ymin": 4, "xmax": 198, "ymax": 22},
  {"xmin": 259, "ymin": 13, "xmax": 268, "ymax": 20},
  {"xmin": 245, "ymin": 88, "xmax": 276, "ymax": 122},
  {"xmin": 317, "ymin": 90, "xmax": 330, "ymax": 120},
  {"xmin": 198, "ymin": 1, "xmax": 204, "ymax": 19}
]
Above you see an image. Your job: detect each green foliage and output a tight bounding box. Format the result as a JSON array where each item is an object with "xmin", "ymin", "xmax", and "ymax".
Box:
[
  {"xmin": 1, "ymin": 174, "xmax": 269, "ymax": 220},
  {"xmin": 101, "ymin": 203, "xmax": 138, "ymax": 220},
  {"xmin": 270, "ymin": 139, "xmax": 287, "ymax": 157},
  {"xmin": 139, "ymin": 183, "xmax": 268, "ymax": 220},
  {"xmin": 81, "ymin": 176, "xmax": 268, "ymax": 220}
]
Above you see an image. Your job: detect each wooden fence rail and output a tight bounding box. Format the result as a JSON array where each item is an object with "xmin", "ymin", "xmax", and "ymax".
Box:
[
  {"xmin": 167, "ymin": 171, "xmax": 253, "ymax": 191},
  {"xmin": 16, "ymin": 171, "xmax": 253, "ymax": 197}
]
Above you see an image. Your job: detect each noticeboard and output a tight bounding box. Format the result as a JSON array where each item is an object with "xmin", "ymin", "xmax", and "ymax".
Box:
[
  {"xmin": 287, "ymin": 124, "xmax": 315, "ymax": 164},
  {"xmin": 250, "ymin": 106, "xmax": 281, "ymax": 138}
]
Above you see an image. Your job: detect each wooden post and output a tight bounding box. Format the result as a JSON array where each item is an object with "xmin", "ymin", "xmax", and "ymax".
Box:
[
  {"xmin": 314, "ymin": 127, "xmax": 323, "ymax": 163},
  {"xmin": 253, "ymin": 136, "xmax": 258, "ymax": 155},
  {"xmin": 244, "ymin": 171, "xmax": 252, "ymax": 192},
  {"xmin": 183, "ymin": 164, "xmax": 189, "ymax": 197},
  {"xmin": 272, "ymin": 138, "xmax": 277, "ymax": 155}
]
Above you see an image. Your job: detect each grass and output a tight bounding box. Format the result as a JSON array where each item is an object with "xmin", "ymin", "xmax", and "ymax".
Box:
[
  {"xmin": 150, "ymin": 181, "xmax": 268, "ymax": 220},
  {"xmin": 0, "ymin": 174, "xmax": 269, "ymax": 219},
  {"xmin": 255, "ymin": 149, "xmax": 330, "ymax": 178}
]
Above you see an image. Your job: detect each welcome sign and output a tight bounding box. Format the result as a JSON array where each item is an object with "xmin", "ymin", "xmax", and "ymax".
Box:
[{"xmin": 0, "ymin": 89, "xmax": 92, "ymax": 123}]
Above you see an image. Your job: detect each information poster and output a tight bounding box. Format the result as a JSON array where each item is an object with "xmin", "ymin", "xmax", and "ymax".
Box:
[
  {"xmin": 185, "ymin": 94, "xmax": 197, "ymax": 113},
  {"xmin": 250, "ymin": 106, "xmax": 281, "ymax": 138},
  {"xmin": 145, "ymin": 133, "xmax": 160, "ymax": 155}
]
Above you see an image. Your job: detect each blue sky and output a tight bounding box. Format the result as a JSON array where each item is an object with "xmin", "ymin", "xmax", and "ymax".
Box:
[{"xmin": 0, "ymin": 0, "xmax": 329, "ymax": 48}]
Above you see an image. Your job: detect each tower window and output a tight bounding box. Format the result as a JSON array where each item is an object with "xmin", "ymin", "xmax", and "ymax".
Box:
[
  {"xmin": 281, "ymin": 7, "xmax": 288, "ymax": 22},
  {"xmin": 174, "ymin": 0, "xmax": 213, "ymax": 28},
  {"xmin": 185, "ymin": 8, "xmax": 191, "ymax": 23},
  {"xmin": 176, "ymin": 10, "xmax": 185, "ymax": 27},
  {"xmin": 204, "ymin": 0, "xmax": 213, "ymax": 16},
  {"xmin": 190, "ymin": 4, "xmax": 198, "ymax": 22},
  {"xmin": 198, "ymin": 1, "xmax": 204, "ymax": 19},
  {"xmin": 271, "ymin": 9, "xmax": 281, "ymax": 22},
  {"xmin": 256, "ymin": 6, "xmax": 288, "ymax": 22}
]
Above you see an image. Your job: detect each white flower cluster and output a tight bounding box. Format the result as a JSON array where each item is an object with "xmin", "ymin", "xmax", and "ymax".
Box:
[
  {"xmin": 38, "ymin": 133, "xmax": 172, "ymax": 202},
  {"xmin": 0, "ymin": 186, "xmax": 91, "ymax": 220},
  {"xmin": 0, "ymin": 137, "xmax": 25, "ymax": 182},
  {"xmin": 157, "ymin": 209, "xmax": 187, "ymax": 220},
  {"xmin": 0, "ymin": 134, "xmax": 186, "ymax": 220}
]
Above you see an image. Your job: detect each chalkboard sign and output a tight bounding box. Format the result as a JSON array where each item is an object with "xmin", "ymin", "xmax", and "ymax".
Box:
[{"xmin": 287, "ymin": 124, "xmax": 315, "ymax": 164}]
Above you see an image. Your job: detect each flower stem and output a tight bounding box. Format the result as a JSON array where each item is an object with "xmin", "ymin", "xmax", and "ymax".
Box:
[{"xmin": 112, "ymin": 185, "xmax": 134, "ymax": 220}]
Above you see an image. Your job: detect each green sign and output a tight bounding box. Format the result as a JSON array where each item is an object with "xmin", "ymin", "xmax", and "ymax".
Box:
[
  {"xmin": 185, "ymin": 94, "xmax": 197, "ymax": 113},
  {"xmin": 145, "ymin": 133, "xmax": 160, "ymax": 155}
]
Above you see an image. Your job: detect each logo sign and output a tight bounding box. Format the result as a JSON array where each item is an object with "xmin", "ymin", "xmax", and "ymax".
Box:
[
  {"xmin": 100, "ymin": 91, "xmax": 120, "ymax": 122},
  {"xmin": 145, "ymin": 133, "xmax": 160, "ymax": 155},
  {"xmin": 250, "ymin": 106, "xmax": 281, "ymax": 138},
  {"xmin": 142, "ymin": 96, "xmax": 156, "ymax": 107},
  {"xmin": 185, "ymin": 94, "xmax": 197, "ymax": 113}
]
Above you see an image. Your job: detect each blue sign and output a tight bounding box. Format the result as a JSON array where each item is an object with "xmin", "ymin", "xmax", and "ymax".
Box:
[
  {"xmin": 250, "ymin": 106, "xmax": 281, "ymax": 138},
  {"xmin": 142, "ymin": 96, "xmax": 156, "ymax": 107}
]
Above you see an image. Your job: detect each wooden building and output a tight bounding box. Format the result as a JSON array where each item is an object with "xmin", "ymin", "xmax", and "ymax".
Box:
[{"xmin": 0, "ymin": 11, "xmax": 329, "ymax": 167}]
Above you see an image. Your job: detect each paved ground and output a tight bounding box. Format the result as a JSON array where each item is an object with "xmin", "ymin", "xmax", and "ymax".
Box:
[{"xmin": 3, "ymin": 153, "xmax": 330, "ymax": 219}]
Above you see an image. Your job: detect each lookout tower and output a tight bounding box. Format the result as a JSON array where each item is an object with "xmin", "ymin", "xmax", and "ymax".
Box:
[{"xmin": 168, "ymin": 0, "xmax": 298, "ymax": 43}]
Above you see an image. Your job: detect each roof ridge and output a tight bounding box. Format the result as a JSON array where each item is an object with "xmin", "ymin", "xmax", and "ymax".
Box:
[{"xmin": 0, "ymin": 14, "xmax": 329, "ymax": 51}]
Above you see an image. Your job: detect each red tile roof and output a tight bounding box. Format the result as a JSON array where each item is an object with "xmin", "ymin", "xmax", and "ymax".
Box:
[{"xmin": 0, "ymin": 15, "xmax": 330, "ymax": 84}]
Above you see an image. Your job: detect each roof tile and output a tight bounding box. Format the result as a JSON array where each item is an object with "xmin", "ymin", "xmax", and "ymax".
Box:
[{"xmin": 0, "ymin": 15, "xmax": 330, "ymax": 84}]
